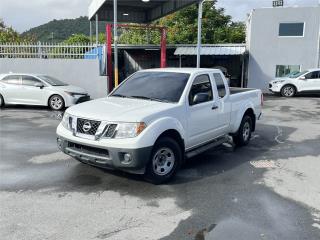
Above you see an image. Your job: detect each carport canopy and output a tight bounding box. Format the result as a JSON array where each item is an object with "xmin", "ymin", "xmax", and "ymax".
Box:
[
  {"xmin": 174, "ymin": 44, "xmax": 246, "ymax": 56},
  {"xmin": 88, "ymin": 0, "xmax": 198, "ymax": 23}
]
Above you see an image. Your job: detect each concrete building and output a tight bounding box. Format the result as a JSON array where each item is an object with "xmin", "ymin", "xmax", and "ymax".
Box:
[{"xmin": 247, "ymin": 6, "xmax": 320, "ymax": 91}]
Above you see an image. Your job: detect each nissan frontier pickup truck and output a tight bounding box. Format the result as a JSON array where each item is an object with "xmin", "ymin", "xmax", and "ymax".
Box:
[{"xmin": 57, "ymin": 68, "xmax": 263, "ymax": 184}]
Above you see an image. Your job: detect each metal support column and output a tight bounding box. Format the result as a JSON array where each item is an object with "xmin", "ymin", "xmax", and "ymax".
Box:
[
  {"xmin": 196, "ymin": 0, "xmax": 204, "ymax": 68},
  {"xmin": 106, "ymin": 24, "xmax": 113, "ymax": 92},
  {"xmin": 241, "ymin": 55, "xmax": 245, "ymax": 88},
  {"xmin": 95, "ymin": 14, "xmax": 99, "ymax": 44},
  {"xmin": 179, "ymin": 55, "xmax": 182, "ymax": 68},
  {"xmin": 160, "ymin": 28, "xmax": 167, "ymax": 68},
  {"xmin": 113, "ymin": 0, "xmax": 119, "ymax": 87},
  {"xmin": 89, "ymin": 21, "xmax": 92, "ymax": 44}
]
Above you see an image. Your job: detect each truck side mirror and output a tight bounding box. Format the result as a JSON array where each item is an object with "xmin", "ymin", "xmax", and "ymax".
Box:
[{"xmin": 193, "ymin": 93, "xmax": 210, "ymax": 105}]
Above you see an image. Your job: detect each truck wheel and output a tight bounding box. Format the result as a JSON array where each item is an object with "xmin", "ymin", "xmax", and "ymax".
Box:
[
  {"xmin": 144, "ymin": 137, "xmax": 182, "ymax": 184},
  {"xmin": 281, "ymin": 85, "xmax": 296, "ymax": 97},
  {"xmin": 49, "ymin": 95, "xmax": 65, "ymax": 111},
  {"xmin": 233, "ymin": 115, "xmax": 252, "ymax": 147},
  {"xmin": 0, "ymin": 94, "xmax": 4, "ymax": 108}
]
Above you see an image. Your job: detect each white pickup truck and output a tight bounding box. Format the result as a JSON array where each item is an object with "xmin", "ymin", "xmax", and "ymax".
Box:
[{"xmin": 57, "ymin": 68, "xmax": 263, "ymax": 184}]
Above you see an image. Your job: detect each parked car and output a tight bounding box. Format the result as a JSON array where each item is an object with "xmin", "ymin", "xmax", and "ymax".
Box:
[
  {"xmin": 56, "ymin": 68, "xmax": 263, "ymax": 184},
  {"xmin": 269, "ymin": 68, "xmax": 320, "ymax": 97},
  {"xmin": 0, "ymin": 73, "xmax": 90, "ymax": 110}
]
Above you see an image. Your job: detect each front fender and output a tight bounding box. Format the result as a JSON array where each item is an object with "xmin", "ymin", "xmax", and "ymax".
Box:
[{"xmin": 137, "ymin": 117, "xmax": 186, "ymax": 147}]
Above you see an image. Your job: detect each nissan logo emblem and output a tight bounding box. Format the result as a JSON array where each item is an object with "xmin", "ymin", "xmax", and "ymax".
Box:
[{"xmin": 82, "ymin": 122, "xmax": 92, "ymax": 132}]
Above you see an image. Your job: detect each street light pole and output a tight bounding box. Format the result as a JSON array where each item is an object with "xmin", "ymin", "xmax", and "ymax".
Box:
[{"xmin": 113, "ymin": 0, "xmax": 119, "ymax": 87}]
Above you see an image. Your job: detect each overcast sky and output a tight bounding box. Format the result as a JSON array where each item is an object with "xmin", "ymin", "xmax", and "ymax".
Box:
[{"xmin": 0, "ymin": 0, "xmax": 318, "ymax": 33}]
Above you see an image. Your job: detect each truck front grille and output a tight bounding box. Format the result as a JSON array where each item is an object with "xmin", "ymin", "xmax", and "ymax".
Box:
[
  {"xmin": 77, "ymin": 118, "xmax": 101, "ymax": 135},
  {"xmin": 104, "ymin": 124, "xmax": 117, "ymax": 138}
]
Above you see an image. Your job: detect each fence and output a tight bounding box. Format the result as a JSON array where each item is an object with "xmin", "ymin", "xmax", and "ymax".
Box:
[{"xmin": 0, "ymin": 42, "xmax": 105, "ymax": 59}]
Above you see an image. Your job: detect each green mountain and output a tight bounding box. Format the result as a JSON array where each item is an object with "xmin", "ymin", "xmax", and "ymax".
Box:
[{"xmin": 21, "ymin": 16, "xmax": 106, "ymax": 43}]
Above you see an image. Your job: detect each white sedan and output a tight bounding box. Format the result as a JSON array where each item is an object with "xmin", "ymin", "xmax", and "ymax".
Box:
[{"xmin": 0, "ymin": 73, "xmax": 90, "ymax": 110}]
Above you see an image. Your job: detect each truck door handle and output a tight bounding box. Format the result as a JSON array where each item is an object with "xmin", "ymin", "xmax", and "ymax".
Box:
[{"xmin": 212, "ymin": 105, "xmax": 219, "ymax": 110}]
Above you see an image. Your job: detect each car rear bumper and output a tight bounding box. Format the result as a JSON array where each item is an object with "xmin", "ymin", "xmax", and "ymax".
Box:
[{"xmin": 57, "ymin": 136, "xmax": 152, "ymax": 174}]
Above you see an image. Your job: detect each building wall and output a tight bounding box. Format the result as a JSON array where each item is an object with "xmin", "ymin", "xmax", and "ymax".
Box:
[
  {"xmin": 247, "ymin": 7, "xmax": 320, "ymax": 91},
  {"xmin": 0, "ymin": 58, "xmax": 108, "ymax": 99}
]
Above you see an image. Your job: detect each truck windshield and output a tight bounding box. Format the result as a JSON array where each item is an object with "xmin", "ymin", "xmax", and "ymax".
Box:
[{"xmin": 111, "ymin": 72, "xmax": 190, "ymax": 103}]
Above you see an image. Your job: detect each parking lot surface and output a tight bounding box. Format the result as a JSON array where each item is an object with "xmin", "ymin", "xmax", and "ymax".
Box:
[{"xmin": 1, "ymin": 95, "xmax": 320, "ymax": 240}]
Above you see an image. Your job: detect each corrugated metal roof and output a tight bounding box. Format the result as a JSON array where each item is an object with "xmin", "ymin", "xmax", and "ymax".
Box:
[{"xmin": 174, "ymin": 45, "xmax": 246, "ymax": 56}]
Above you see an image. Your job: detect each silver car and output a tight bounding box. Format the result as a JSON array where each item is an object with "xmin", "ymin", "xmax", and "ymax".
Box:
[{"xmin": 0, "ymin": 73, "xmax": 90, "ymax": 110}]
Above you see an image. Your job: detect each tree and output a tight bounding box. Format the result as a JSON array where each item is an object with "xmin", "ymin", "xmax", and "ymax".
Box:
[
  {"xmin": 116, "ymin": 2, "xmax": 245, "ymax": 45},
  {"xmin": 0, "ymin": 19, "xmax": 20, "ymax": 43},
  {"xmin": 63, "ymin": 34, "xmax": 90, "ymax": 44}
]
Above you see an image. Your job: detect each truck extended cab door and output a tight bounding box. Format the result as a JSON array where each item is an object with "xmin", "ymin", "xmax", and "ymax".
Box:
[{"xmin": 186, "ymin": 74, "xmax": 223, "ymax": 149}]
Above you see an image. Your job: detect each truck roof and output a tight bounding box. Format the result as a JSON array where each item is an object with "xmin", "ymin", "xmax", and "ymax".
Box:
[{"xmin": 140, "ymin": 68, "xmax": 222, "ymax": 74}]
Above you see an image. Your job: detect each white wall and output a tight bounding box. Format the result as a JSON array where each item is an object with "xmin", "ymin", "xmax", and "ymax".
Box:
[
  {"xmin": 247, "ymin": 7, "xmax": 320, "ymax": 91},
  {"xmin": 0, "ymin": 58, "xmax": 108, "ymax": 99}
]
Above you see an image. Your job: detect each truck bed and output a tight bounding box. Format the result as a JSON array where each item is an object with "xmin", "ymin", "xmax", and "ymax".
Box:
[{"xmin": 229, "ymin": 87, "xmax": 257, "ymax": 95}]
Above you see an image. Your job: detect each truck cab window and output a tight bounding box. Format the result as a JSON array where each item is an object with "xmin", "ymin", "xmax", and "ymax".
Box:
[
  {"xmin": 189, "ymin": 74, "xmax": 213, "ymax": 105},
  {"xmin": 213, "ymin": 73, "xmax": 226, "ymax": 98}
]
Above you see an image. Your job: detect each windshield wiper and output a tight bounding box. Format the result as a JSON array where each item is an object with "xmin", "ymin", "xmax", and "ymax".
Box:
[{"xmin": 130, "ymin": 95, "xmax": 170, "ymax": 103}]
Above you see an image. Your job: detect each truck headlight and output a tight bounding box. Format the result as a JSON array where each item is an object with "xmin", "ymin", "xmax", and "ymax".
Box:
[
  {"xmin": 113, "ymin": 122, "xmax": 146, "ymax": 139},
  {"xmin": 61, "ymin": 112, "xmax": 73, "ymax": 130}
]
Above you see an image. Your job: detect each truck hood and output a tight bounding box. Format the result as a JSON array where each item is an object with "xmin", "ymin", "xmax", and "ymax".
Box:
[
  {"xmin": 66, "ymin": 97, "xmax": 177, "ymax": 122},
  {"xmin": 54, "ymin": 85, "xmax": 88, "ymax": 94}
]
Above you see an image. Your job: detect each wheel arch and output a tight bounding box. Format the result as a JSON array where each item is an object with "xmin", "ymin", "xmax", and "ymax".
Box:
[
  {"xmin": 47, "ymin": 93, "xmax": 66, "ymax": 107},
  {"xmin": 281, "ymin": 84, "xmax": 298, "ymax": 94},
  {"xmin": 155, "ymin": 129, "xmax": 185, "ymax": 154},
  {"xmin": 243, "ymin": 108, "xmax": 256, "ymax": 132}
]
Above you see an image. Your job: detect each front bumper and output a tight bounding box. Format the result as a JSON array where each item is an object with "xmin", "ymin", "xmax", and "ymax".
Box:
[
  {"xmin": 268, "ymin": 83, "xmax": 282, "ymax": 93},
  {"xmin": 65, "ymin": 94, "xmax": 91, "ymax": 107},
  {"xmin": 57, "ymin": 136, "xmax": 152, "ymax": 174}
]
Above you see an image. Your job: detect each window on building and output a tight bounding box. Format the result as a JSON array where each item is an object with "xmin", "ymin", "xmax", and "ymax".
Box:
[
  {"xmin": 213, "ymin": 73, "xmax": 227, "ymax": 98},
  {"xmin": 279, "ymin": 23, "xmax": 304, "ymax": 37},
  {"xmin": 276, "ymin": 65, "xmax": 301, "ymax": 77}
]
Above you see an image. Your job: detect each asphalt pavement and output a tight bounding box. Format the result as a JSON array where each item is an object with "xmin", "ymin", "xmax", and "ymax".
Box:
[{"xmin": 0, "ymin": 95, "xmax": 320, "ymax": 240}]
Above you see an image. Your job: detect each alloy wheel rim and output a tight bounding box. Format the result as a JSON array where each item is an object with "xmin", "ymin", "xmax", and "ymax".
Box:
[
  {"xmin": 283, "ymin": 87, "xmax": 294, "ymax": 97},
  {"xmin": 243, "ymin": 121, "xmax": 251, "ymax": 141},
  {"xmin": 152, "ymin": 147, "xmax": 175, "ymax": 176},
  {"xmin": 51, "ymin": 97, "xmax": 62, "ymax": 110}
]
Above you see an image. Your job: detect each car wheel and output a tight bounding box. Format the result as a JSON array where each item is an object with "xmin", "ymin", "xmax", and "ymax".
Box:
[
  {"xmin": 144, "ymin": 137, "xmax": 182, "ymax": 184},
  {"xmin": 0, "ymin": 94, "xmax": 4, "ymax": 108},
  {"xmin": 233, "ymin": 115, "xmax": 253, "ymax": 147},
  {"xmin": 281, "ymin": 85, "xmax": 296, "ymax": 97},
  {"xmin": 49, "ymin": 95, "xmax": 65, "ymax": 111}
]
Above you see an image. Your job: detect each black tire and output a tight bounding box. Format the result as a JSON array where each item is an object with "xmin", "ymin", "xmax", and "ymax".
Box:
[
  {"xmin": 233, "ymin": 115, "xmax": 253, "ymax": 147},
  {"xmin": 0, "ymin": 94, "xmax": 4, "ymax": 108},
  {"xmin": 144, "ymin": 137, "xmax": 182, "ymax": 184},
  {"xmin": 49, "ymin": 95, "xmax": 65, "ymax": 111},
  {"xmin": 281, "ymin": 85, "xmax": 296, "ymax": 97}
]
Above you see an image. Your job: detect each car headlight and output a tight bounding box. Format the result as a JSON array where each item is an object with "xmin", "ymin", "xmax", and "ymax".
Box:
[
  {"xmin": 65, "ymin": 91, "xmax": 87, "ymax": 97},
  {"xmin": 273, "ymin": 80, "xmax": 285, "ymax": 84},
  {"xmin": 61, "ymin": 112, "xmax": 73, "ymax": 130},
  {"xmin": 113, "ymin": 122, "xmax": 146, "ymax": 139}
]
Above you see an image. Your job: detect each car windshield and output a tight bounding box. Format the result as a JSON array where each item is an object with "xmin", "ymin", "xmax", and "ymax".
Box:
[
  {"xmin": 287, "ymin": 71, "xmax": 308, "ymax": 78},
  {"xmin": 38, "ymin": 75, "xmax": 68, "ymax": 86},
  {"xmin": 110, "ymin": 71, "xmax": 190, "ymax": 103}
]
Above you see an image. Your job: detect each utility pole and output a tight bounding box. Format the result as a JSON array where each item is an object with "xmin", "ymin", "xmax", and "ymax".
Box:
[{"xmin": 114, "ymin": 0, "xmax": 119, "ymax": 87}]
